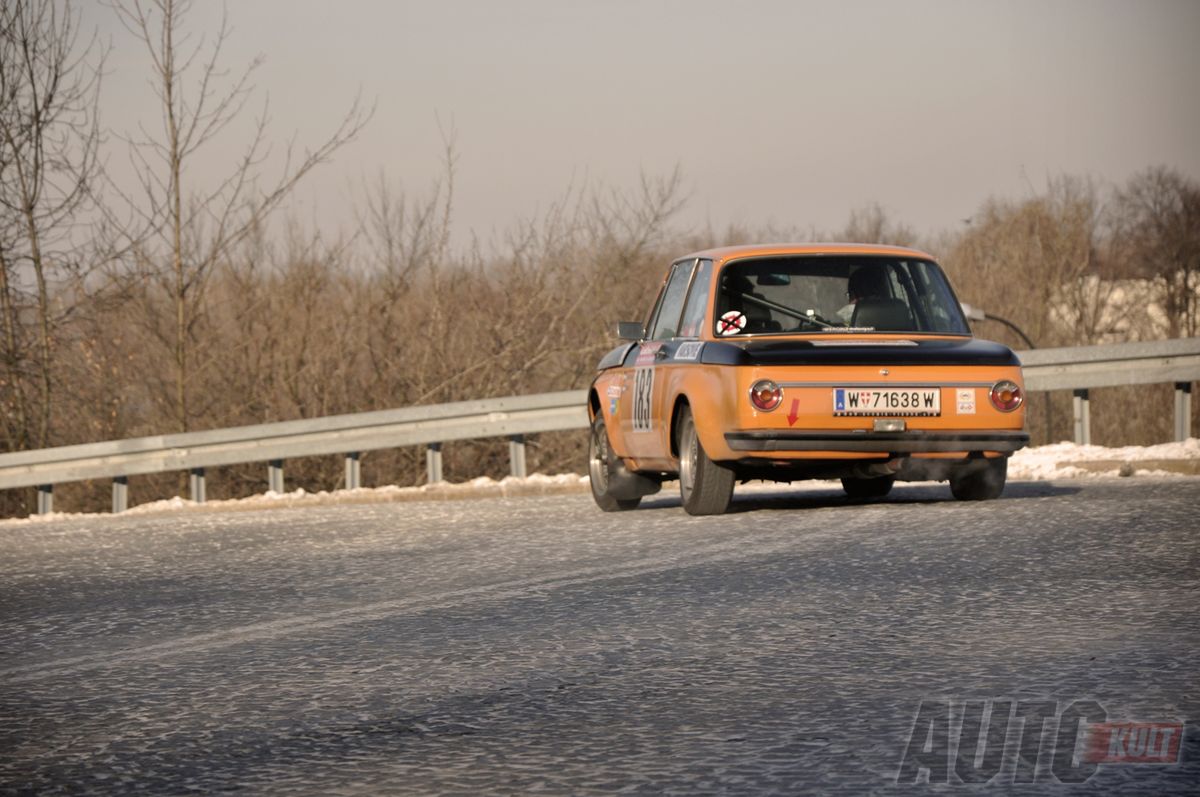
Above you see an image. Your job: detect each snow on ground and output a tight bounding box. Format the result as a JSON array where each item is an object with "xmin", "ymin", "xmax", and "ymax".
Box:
[
  {"xmin": 4, "ymin": 441, "xmax": 1197, "ymax": 524},
  {"xmin": 4, "ymin": 473, "xmax": 591, "ymax": 525},
  {"xmin": 1008, "ymin": 437, "xmax": 1200, "ymax": 479}
]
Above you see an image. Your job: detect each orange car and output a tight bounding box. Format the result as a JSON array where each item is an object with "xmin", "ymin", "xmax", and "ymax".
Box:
[{"xmin": 587, "ymin": 243, "xmax": 1028, "ymax": 514}]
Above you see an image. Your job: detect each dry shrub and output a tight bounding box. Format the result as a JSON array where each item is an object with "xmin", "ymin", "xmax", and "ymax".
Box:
[{"xmin": 3, "ymin": 172, "xmax": 1197, "ymax": 517}]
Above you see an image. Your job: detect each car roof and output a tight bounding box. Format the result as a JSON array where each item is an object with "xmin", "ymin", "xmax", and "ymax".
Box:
[{"xmin": 679, "ymin": 242, "xmax": 937, "ymax": 265}]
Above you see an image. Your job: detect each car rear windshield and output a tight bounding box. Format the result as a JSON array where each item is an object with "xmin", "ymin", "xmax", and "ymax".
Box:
[{"xmin": 714, "ymin": 255, "xmax": 970, "ymax": 336}]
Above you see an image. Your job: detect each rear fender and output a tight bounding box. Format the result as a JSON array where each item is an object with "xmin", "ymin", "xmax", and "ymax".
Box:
[{"xmin": 667, "ymin": 370, "xmax": 740, "ymax": 463}]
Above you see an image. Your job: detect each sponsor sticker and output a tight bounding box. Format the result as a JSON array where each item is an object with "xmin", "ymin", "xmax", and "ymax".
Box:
[
  {"xmin": 716, "ymin": 311, "xmax": 746, "ymax": 336},
  {"xmin": 956, "ymin": 387, "xmax": 976, "ymax": 415},
  {"xmin": 813, "ymin": 338, "xmax": 914, "ymax": 345},
  {"xmin": 674, "ymin": 341, "xmax": 704, "ymax": 361},
  {"xmin": 606, "ymin": 384, "xmax": 622, "ymax": 398},
  {"xmin": 634, "ymin": 342, "xmax": 662, "ymax": 367}
]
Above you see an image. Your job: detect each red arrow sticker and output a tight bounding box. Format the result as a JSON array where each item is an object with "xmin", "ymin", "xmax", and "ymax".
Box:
[{"xmin": 787, "ymin": 398, "xmax": 800, "ymax": 426}]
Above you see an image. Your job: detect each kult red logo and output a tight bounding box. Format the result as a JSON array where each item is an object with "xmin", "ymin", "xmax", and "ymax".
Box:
[{"xmin": 1086, "ymin": 722, "xmax": 1183, "ymax": 765}]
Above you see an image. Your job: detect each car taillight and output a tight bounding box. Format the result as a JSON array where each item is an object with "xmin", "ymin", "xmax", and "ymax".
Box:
[
  {"xmin": 990, "ymin": 380, "xmax": 1023, "ymax": 412},
  {"xmin": 749, "ymin": 379, "xmax": 783, "ymax": 411}
]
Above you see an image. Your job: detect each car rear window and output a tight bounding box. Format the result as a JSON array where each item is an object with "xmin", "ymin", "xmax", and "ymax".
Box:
[{"xmin": 713, "ymin": 255, "xmax": 970, "ymax": 335}]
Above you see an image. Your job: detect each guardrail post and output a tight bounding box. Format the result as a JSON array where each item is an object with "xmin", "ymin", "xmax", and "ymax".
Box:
[
  {"xmin": 112, "ymin": 476, "xmax": 128, "ymax": 513},
  {"xmin": 268, "ymin": 460, "xmax": 284, "ymax": 493},
  {"xmin": 509, "ymin": 434, "xmax": 527, "ymax": 479},
  {"xmin": 37, "ymin": 484, "xmax": 53, "ymax": 515},
  {"xmin": 426, "ymin": 443, "xmax": 443, "ymax": 484},
  {"xmin": 1072, "ymin": 389, "xmax": 1091, "ymax": 445},
  {"xmin": 345, "ymin": 452, "xmax": 361, "ymax": 490},
  {"xmin": 189, "ymin": 468, "xmax": 206, "ymax": 503},
  {"xmin": 1175, "ymin": 382, "xmax": 1192, "ymax": 441}
]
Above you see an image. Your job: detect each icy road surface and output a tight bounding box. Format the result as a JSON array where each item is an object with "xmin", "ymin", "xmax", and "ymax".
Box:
[{"xmin": 2, "ymin": 478, "xmax": 1198, "ymax": 794}]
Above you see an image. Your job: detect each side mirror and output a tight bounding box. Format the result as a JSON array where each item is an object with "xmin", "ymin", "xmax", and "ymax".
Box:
[
  {"xmin": 959, "ymin": 302, "xmax": 986, "ymax": 322},
  {"xmin": 616, "ymin": 321, "xmax": 645, "ymax": 341}
]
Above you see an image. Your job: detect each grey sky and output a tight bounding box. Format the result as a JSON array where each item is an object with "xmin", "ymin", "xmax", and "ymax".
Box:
[{"xmin": 88, "ymin": 0, "xmax": 1200, "ymax": 248}]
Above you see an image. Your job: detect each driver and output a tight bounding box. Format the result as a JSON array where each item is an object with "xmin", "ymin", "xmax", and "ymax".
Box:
[{"xmin": 836, "ymin": 267, "xmax": 890, "ymax": 323}]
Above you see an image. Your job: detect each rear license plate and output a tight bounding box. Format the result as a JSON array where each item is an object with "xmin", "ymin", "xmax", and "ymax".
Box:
[{"xmin": 833, "ymin": 387, "xmax": 941, "ymax": 416}]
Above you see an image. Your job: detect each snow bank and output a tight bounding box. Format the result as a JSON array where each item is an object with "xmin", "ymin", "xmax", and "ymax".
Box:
[
  {"xmin": 1008, "ymin": 438, "xmax": 1200, "ymax": 480},
  {"xmin": 5, "ymin": 473, "xmax": 591, "ymax": 524}
]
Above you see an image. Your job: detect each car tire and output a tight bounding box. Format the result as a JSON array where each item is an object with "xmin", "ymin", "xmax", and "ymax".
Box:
[
  {"xmin": 588, "ymin": 414, "xmax": 641, "ymax": 511},
  {"xmin": 677, "ymin": 405, "xmax": 735, "ymax": 515},
  {"xmin": 950, "ymin": 457, "xmax": 1007, "ymax": 501},
  {"xmin": 841, "ymin": 476, "xmax": 895, "ymax": 499}
]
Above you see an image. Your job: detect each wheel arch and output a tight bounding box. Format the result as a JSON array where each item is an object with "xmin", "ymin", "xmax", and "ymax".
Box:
[
  {"xmin": 669, "ymin": 393, "xmax": 692, "ymax": 460},
  {"xmin": 588, "ymin": 387, "xmax": 601, "ymax": 421}
]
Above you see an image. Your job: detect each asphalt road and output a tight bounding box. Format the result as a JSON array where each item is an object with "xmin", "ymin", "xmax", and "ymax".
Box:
[{"xmin": 2, "ymin": 478, "xmax": 1198, "ymax": 795}]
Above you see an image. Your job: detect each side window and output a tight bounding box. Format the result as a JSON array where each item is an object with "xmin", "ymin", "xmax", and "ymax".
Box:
[
  {"xmin": 647, "ymin": 259, "xmax": 695, "ymax": 340},
  {"xmin": 677, "ymin": 259, "xmax": 712, "ymax": 338}
]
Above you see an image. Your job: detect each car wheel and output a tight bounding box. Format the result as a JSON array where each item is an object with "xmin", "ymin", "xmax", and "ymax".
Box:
[
  {"xmin": 950, "ymin": 457, "xmax": 1007, "ymax": 501},
  {"xmin": 588, "ymin": 414, "xmax": 641, "ymax": 511},
  {"xmin": 677, "ymin": 405, "xmax": 735, "ymax": 515},
  {"xmin": 841, "ymin": 476, "xmax": 895, "ymax": 499}
]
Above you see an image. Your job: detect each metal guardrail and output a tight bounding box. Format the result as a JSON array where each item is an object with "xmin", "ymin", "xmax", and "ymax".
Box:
[
  {"xmin": 1, "ymin": 391, "xmax": 588, "ymax": 514},
  {"xmin": 1018, "ymin": 338, "xmax": 1200, "ymax": 390},
  {"xmin": 1018, "ymin": 338, "xmax": 1200, "ymax": 446},
  {"xmin": 1, "ymin": 339, "xmax": 1196, "ymax": 515}
]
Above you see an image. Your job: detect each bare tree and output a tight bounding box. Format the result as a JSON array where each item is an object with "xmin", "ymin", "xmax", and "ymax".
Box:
[
  {"xmin": 1108, "ymin": 166, "xmax": 1200, "ymax": 338},
  {"xmin": 0, "ymin": 0, "xmax": 103, "ymax": 451},
  {"xmin": 836, "ymin": 202, "xmax": 917, "ymax": 247},
  {"xmin": 108, "ymin": 0, "xmax": 370, "ymax": 432},
  {"xmin": 357, "ymin": 127, "xmax": 457, "ymax": 402},
  {"xmin": 943, "ymin": 176, "xmax": 1107, "ymax": 348}
]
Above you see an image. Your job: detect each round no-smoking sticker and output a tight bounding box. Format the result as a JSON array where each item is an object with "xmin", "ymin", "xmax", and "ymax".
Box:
[{"xmin": 717, "ymin": 311, "xmax": 747, "ymax": 336}]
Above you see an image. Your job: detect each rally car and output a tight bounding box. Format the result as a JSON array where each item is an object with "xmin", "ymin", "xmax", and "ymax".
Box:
[{"xmin": 587, "ymin": 243, "xmax": 1028, "ymax": 515}]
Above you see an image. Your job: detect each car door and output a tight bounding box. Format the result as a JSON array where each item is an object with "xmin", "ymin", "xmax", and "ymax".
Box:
[
  {"xmin": 623, "ymin": 258, "xmax": 696, "ymax": 459},
  {"xmin": 619, "ymin": 260, "xmax": 710, "ymax": 460},
  {"xmin": 648, "ymin": 258, "xmax": 713, "ymax": 459}
]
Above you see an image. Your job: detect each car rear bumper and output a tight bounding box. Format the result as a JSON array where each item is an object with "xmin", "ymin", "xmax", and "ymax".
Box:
[{"xmin": 724, "ymin": 430, "xmax": 1029, "ymax": 454}]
